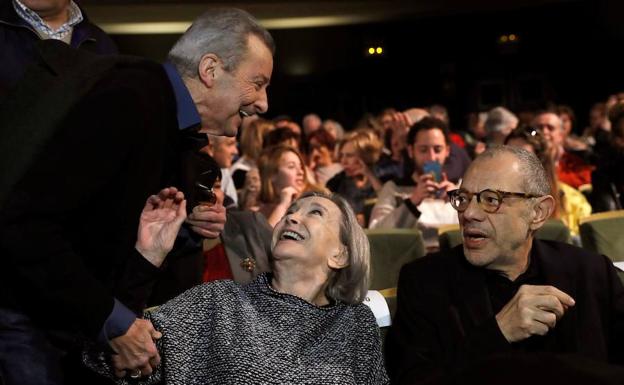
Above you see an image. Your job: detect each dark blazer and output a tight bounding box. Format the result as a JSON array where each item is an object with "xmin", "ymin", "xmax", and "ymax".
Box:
[
  {"xmin": 0, "ymin": 40, "xmax": 180, "ymax": 338},
  {"xmin": 385, "ymin": 240, "xmax": 624, "ymax": 384}
]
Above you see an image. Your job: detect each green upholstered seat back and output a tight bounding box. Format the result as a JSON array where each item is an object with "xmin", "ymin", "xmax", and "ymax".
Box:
[
  {"xmin": 365, "ymin": 228, "xmax": 426, "ymax": 291},
  {"xmin": 580, "ymin": 210, "xmax": 624, "ymax": 262}
]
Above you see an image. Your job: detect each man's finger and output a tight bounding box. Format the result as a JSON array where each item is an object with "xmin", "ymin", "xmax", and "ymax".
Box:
[
  {"xmin": 113, "ymin": 368, "xmax": 126, "ymax": 378},
  {"xmin": 535, "ymin": 295, "xmax": 566, "ymax": 319},
  {"xmin": 530, "ymin": 319, "xmax": 551, "ymax": 336},
  {"xmin": 190, "ymin": 226, "xmax": 220, "ymax": 239},
  {"xmin": 533, "ymin": 308, "xmax": 557, "ymax": 329},
  {"xmin": 174, "ymin": 200, "xmax": 187, "ymax": 225},
  {"xmin": 530, "ymin": 285, "xmax": 576, "ymax": 307},
  {"xmin": 139, "ymin": 363, "xmax": 154, "ymax": 376},
  {"xmin": 149, "ymin": 354, "xmax": 161, "ymax": 369},
  {"xmin": 151, "ymin": 329, "xmax": 163, "ymax": 340}
]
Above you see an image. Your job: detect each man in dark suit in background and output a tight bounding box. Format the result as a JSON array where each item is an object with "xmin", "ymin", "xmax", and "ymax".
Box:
[
  {"xmin": 0, "ymin": 8, "xmax": 273, "ymax": 385},
  {"xmin": 385, "ymin": 146, "xmax": 624, "ymax": 384},
  {"xmin": 0, "ymin": 0, "xmax": 118, "ymax": 101}
]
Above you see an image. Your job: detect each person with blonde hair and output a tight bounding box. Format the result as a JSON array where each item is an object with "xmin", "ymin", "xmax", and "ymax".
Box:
[
  {"xmin": 230, "ymin": 117, "xmax": 275, "ymax": 188},
  {"xmin": 327, "ymin": 129, "xmax": 383, "ymax": 226},
  {"xmin": 257, "ymin": 145, "xmax": 325, "ymax": 227}
]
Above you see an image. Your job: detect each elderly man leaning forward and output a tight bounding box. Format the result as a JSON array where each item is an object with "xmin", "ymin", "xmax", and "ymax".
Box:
[
  {"xmin": 385, "ymin": 146, "xmax": 624, "ymax": 384},
  {"xmin": 0, "ymin": 8, "xmax": 273, "ymax": 385}
]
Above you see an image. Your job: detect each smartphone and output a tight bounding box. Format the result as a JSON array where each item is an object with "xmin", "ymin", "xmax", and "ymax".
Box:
[{"xmin": 423, "ymin": 161, "xmax": 442, "ymax": 182}]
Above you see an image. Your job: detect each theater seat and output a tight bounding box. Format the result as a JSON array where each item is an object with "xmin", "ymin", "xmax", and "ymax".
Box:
[
  {"xmin": 580, "ymin": 210, "xmax": 624, "ymax": 262},
  {"xmin": 365, "ymin": 228, "xmax": 425, "ymax": 291}
]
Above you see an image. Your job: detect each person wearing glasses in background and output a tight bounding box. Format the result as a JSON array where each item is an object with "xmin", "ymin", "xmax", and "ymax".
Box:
[{"xmin": 385, "ymin": 146, "xmax": 624, "ymax": 385}]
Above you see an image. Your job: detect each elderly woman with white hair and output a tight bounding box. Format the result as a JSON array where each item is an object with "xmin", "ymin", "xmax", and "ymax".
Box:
[
  {"xmin": 484, "ymin": 106, "xmax": 519, "ymax": 145},
  {"xmin": 87, "ymin": 191, "xmax": 388, "ymax": 385}
]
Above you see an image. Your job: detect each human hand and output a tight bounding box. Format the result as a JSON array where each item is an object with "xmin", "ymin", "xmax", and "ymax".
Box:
[
  {"xmin": 279, "ymin": 186, "xmax": 300, "ymax": 206},
  {"xmin": 410, "ymin": 174, "xmax": 438, "ymax": 206},
  {"xmin": 186, "ymin": 202, "xmax": 226, "ymax": 239},
  {"xmin": 110, "ymin": 318, "xmax": 162, "ymax": 378},
  {"xmin": 435, "ymin": 173, "xmax": 458, "ymax": 200},
  {"xmin": 495, "ymin": 285, "xmax": 575, "ymax": 343},
  {"xmin": 389, "ymin": 111, "xmax": 413, "ymax": 135},
  {"xmin": 136, "ymin": 187, "xmax": 187, "ymax": 267}
]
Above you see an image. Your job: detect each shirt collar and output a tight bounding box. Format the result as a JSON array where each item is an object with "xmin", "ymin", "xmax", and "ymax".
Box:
[
  {"xmin": 13, "ymin": 0, "xmax": 83, "ymax": 40},
  {"xmin": 162, "ymin": 62, "xmax": 201, "ymax": 131}
]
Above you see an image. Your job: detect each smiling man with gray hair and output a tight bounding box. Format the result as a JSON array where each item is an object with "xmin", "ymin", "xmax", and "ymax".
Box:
[
  {"xmin": 0, "ymin": 7, "xmax": 274, "ymax": 385},
  {"xmin": 385, "ymin": 146, "xmax": 624, "ymax": 384}
]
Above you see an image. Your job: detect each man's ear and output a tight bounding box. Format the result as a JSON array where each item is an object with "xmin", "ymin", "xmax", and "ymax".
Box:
[
  {"xmin": 203, "ymin": 142, "xmax": 215, "ymax": 157},
  {"xmin": 328, "ymin": 247, "xmax": 349, "ymax": 270},
  {"xmin": 529, "ymin": 194, "xmax": 555, "ymax": 231},
  {"xmin": 197, "ymin": 53, "xmax": 220, "ymax": 87}
]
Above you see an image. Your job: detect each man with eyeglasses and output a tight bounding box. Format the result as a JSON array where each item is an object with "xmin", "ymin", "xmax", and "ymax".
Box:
[{"xmin": 385, "ymin": 146, "xmax": 624, "ymax": 384}]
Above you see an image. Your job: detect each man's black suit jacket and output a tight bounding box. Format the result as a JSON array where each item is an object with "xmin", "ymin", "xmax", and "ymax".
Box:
[
  {"xmin": 0, "ymin": 40, "xmax": 181, "ymax": 339},
  {"xmin": 385, "ymin": 240, "xmax": 624, "ymax": 384}
]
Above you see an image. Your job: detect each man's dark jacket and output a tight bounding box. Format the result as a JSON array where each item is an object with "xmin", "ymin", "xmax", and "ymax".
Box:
[
  {"xmin": 0, "ymin": 40, "xmax": 180, "ymax": 339},
  {"xmin": 0, "ymin": 0, "xmax": 118, "ymax": 101},
  {"xmin": 385, "ymin": 240, "xmax": 624, "ymax": 384}
]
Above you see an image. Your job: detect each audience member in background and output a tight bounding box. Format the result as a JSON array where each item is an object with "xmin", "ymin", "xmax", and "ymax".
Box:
[
  {"xmin": 430, "ymin": 104, "xmax": 464, "ymax": 149},
  {"xmin": 302, "ymin": 113, "xmax": 322, "ymax": 138},
  {"xmin": 231, "ymin": 117, "xmax": 275, "ymax": 189},
  {"xmin": 369, "ymin": 117, "xmax": 459, "ymax": 248},
  {"xmin": 582, "ymin": 102, "xmax": 611, "ymax": 149},
  {"xmin": 556, "ymin": 105, "xmax": 588, "ymax": 152},
  {"xmin": 429, "ymin": 104, "xmax": 449, "ymax": 125},
  {"xmin": 239, "ymin": 167, "xmax": 262, "ymax": 212},
  {"xmin": 86, "ymin": 191, "xmax": 388, "ymax": 384},
  {"xmin": 322, "ymin": 119, "xmax": 345, "ymax": 141},
  {"xmin": 590, "ymin": 102, "xmax": 624, "ymax": 212},
  {"xmin": 484, "ymin": 106, "xmax": 518, "ymax": 145},
  {"xmin": 327, "ymin": 129, "xmax": 383, "ymax": 226},
  {"xmin": 386, "ymin": 146, "xmax": 624, "ymax": 385},
  {"xmin": 505, "ymin": 126, "xmax": 591, "ymax": 239},
  {"xmin": 274, "ymin": 115, "xmax": 302, "ymax": 136},
  {"xmin": 462, "ymin": 111, "xmax": 488, "ymax": 157},
  {"xmin": 378, "ymin": 107, "xmax": 398, "ymax": 150},
  {"xmin": 0, "ymin": 0, "xmax": 117, "ymax": 100},
  {"xmin": 202, "ymin": 134, "xmax": 239, "ymax": 208},
  {"xmin": 381, "ymin": 108, "xmax": 430, "ymax": 182},
  {"xmin": 258, "ymin": 145, "xmax": 324, "ymax": 227},
  {"xmin": 263, "ymin": 126, "xmax": 301, "ymax": 151},
  {"xmin": 534, "ymin": 111, "xmax": 593, "ymax": 189},
  {"xmin": 307, "ymin": 128, "xmax": 343, "ymax": 186}
]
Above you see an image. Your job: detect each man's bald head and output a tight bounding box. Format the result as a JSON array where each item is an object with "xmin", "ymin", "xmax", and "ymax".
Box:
[{"xmin": 467, "ymin": 146, "xmax": 551, "ymax": 197}]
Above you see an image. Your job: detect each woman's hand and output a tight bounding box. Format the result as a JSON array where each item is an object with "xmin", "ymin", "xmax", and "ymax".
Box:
[
  {"xmin": 135, "ymin": 187, "xmax": 187, "ymax": 267},
  {"xmin": 278, "ymin": 186, "xmax": 300, "ymax": 206}
]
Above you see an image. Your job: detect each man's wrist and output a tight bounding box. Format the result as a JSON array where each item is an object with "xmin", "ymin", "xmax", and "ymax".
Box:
[{"xmin": 98, "ymin": 299, "xmax": 137, "ymax": 351}]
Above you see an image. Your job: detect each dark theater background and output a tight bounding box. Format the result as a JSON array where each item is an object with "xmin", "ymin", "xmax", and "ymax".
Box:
[{"xmin": 82, "ymin": 0, "xmax": 623, "ymax": 132}]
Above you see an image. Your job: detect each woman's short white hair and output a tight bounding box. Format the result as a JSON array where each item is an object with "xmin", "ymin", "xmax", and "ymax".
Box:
[
  {"xmin": 168, "ymin": 8, "xmax": 275, "ymax": 78},
  {"xmin": 298, "ymin": 191, "xmax": 370, "ymax": 304}
]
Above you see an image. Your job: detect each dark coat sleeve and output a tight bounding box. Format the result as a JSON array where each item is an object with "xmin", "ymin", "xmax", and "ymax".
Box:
[{"xmin": 0, "ymin": 63, "xmax": 177, "ymax": 338}]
